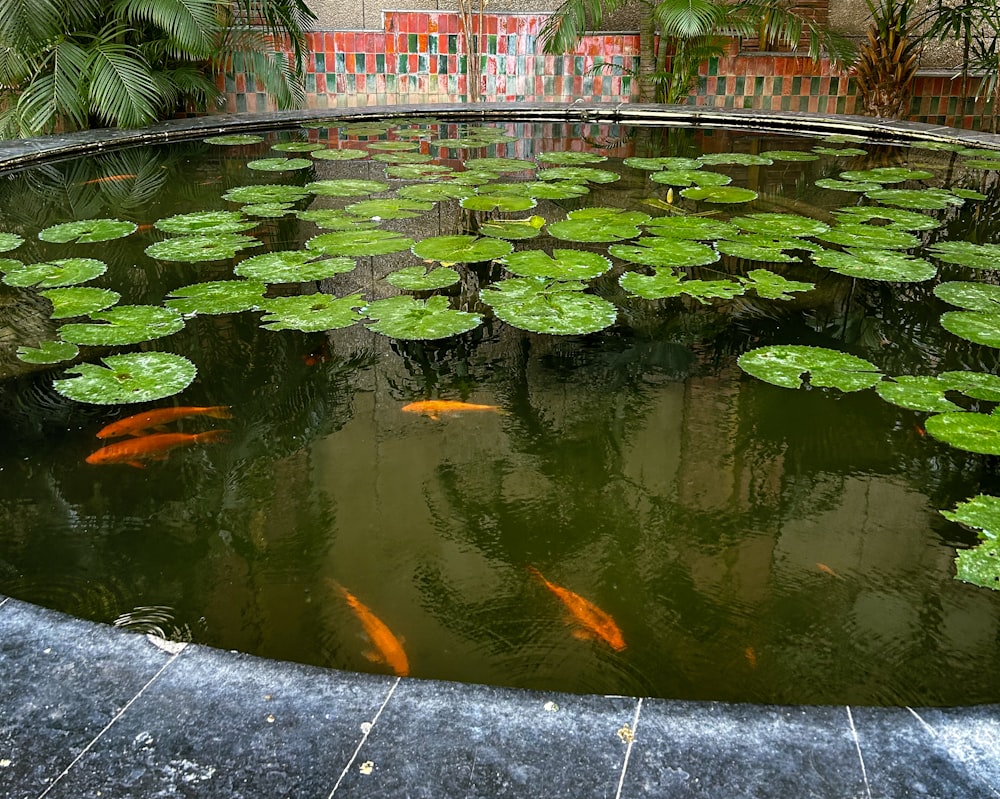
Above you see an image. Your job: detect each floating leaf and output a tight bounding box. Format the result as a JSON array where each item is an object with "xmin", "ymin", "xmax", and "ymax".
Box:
[
  {"xmin": 164, "ymin": 280, "xmax": 268, "ymax": 315},
  {"xmin": 365, "ymin": 294, "xmax": 481, "ymax": 339},
  {"xmin": 479, "ymin": 218, "xmax": 544, "ymax": 240},
  {"xmin": 537, "ymin": 152, "xmax": 607, "ymax": 165},
  {"xmin": 235, "ymin": 251, "xmax": 355, "ymax": 282},
  {"xmin": 680, "ymin": 186, "xmax": 758, "ymax": 203},
  {"xmin": 814, "ymin": 178, "xmax": 882, "ymax": 193},
  {"xmin": 620, "ymin": 268, "xmax": 743, "ymax": 303},
  {"xmin": 386, "ymin": 164, "xmax": 454, "ymax": 180},
  {"xmin": 385, "ymin": 265, "xmax": 460, "ymax": 291},
  {"xmin": 813, "ymin": 248, "xmax": 936, "ymax": 282},
  {"xmin": 366, "ymin": 140, "xmax": 419, "ymax": 151},
  {"xmin": 480, "ymin": 277, "xmax": 617, "ymax": 335},
  {"xmin": 954, "ymin": 540, "xmax": 1000, "ymax": 590},
  {"xmin": 875, "ymin": 375, "xmax": 963, "ymax": 412},
  {"xmin": 204, "ymin": 134, "xmax": 263, "ymax": 145},
  {"xmin": 964, "ymin": 159, "xmax": 1000, "ymax": 171},
  {"xmin": 911, "ymin": 141, "xmax": 964, "ymax": 151},
  {"xmin": 760, "ymin": 150, "xmax": 819, "ymax": 162},
  {"xmin": 39, "ymin": 219, "xmax": 137, "ymax": 243},
  {"xmin": 3, "ymin": 258, "xmax": 106, "ymax": 288},
  {"xmin": 59, "ymin": 305, "xmax": 185, "ymax": 346},
  {"xmin": 624, "ymin": 156, "xmax": 702, "ymax": 170},
  {"xmin": 0, "ymin": 233, "xmax": 24, "ymax": 252},
  {"xmin": 940, "ymin": 311, "xmax": 1000, "ymax": 348},
  {"xmin": 816, "ymin": 223, "xmax": 919, "ymax": 249},
  {"xmin": 715, "ymin": 235, "xmax": 813, "ymax": 263},
  {"xmin": 306, "ymin": 179, "xmax": 389, "ymax": 197},
  {"xmin": 17, "ymin": 340, "xmax": 79, "ymax": 364},
  {"xmin": 698, "ymin": 153, "xmax": 773, "ymax": 166},
  {"xmin": 307, "ymin": 229, "xmax": 414, "ymax": 257},
  {"xmin": 411, "ymin": 234, "xmax": 512, "ymax": 263},
  {"xmin": 940, "ymin": 371, "xmax": 1000, "ymax": 401},
  {"xmin": 501, "ymin": 249, "xmax": 611, "ymax": 280},
  {"xmin": 145, "ymin": 233, "xmax": 259, "ymax": 262},
  {"xmin": 737, "ymin": 345, "xmax": 881, "ymax": 391},
  {"xmin": 833, "ymin": 206, "xmax": 941, "ymax": 231},
  {"xmin": 311, "ymin": 148, "xmax": 368, "ymax": 161},
  {"xmin": 813, "ymin": 146, "xmax": 868, "ymax": 157},
  {"xmin": 840, "ymin": 167, "xmax": 934, "ymax": 183},
  {"xmin": 548, "ymin": 208, "xmax": 650, "ymax": 243},
  {"xmin": 247, "ymin": 157, "xmax": 313, "ymax": 171},
  {"xmin": 651, "ymin": 169, "xmax": 730, "ymax": 188},
  {"xmin": 154, "ymin": 211, "xmax": 256, "ymax": 236},
  {"xmin": 865, "ymin": 188, "xmax": 963, "ymax": 210},
  {"xmin": 346, "ymin": 198, "xmax": 434, "ymax": 220},
  {"xmin": 928, "ymin": 241, "xmax": 1000, "ymax": 269},
  {"xmin": 460, "ymin": 194, "xmax": 538, "ymax": 212},
  {"xmin": 610, "ymin": 237, "xmax": 719, "ymax": 267},
  {"xmin": 941, "ymin": 495, "xmax": 1000, "ymax": 537},
  {"xmin": 397, "ymin": 183, "xmax": 471, "ymax": 202},
  {"xmin": 223, "ymin": 184, "xmax": 310, "ymax": 204},
  {"xmin": 296, "ymin": 209, "xmax": 378, "ymax": 230},
  {"xmin": 272, "ymin": 141, "xmax": 324, "ymax": 152},
  {"xmin": 259, "ymin": 292, "xmax": 365, "ymax": 332},
  {"xmin": 731, "ymin": 213, "xmax": 830, "ymax": 238},
  {"xmin": 953, "ymin": 188, "xmax": 988, "ymax": 200},
  {"xmin": 515, "ymin": 181, "xmax": 590, "ymax": 200},
  {"xmin": 464, "ymin": 157, "xmax": 536, "ymax": 173},
  {"xmin": 934, "ymin": 281, "xmax": 1000, "ymax": 312},
  {"xmin": 54, "ymin": 352, "xmax": 197, "ymax": 404},
  {"xmin": 645, "ymin": 216, "xmax": 739, "ymax": 240},
  {"xmin": 741, "ymin": 269, "xmax": 814, "ymax": 300},
  {"xmin": 925, "ymin": 411, "xmax": 1000, "ymax": 454},
  {"xmin": 536, "ymin": 167, "xmax": 620, "ymax": 184},
  {"xmin": 40, "ymin": 287, "xmax": 120, "ymax": 318},
  {"xmin": 243, "ymin": 202, "xmax": 295, "ymax": 218}
]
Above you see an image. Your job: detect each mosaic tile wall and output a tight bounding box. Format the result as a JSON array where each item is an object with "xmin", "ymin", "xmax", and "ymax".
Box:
[{"xmin": 219, "ymin": 11, "xmax": 992, "ymax": 130}]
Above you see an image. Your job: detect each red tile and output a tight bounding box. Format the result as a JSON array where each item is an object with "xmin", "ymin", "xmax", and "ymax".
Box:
[
  {"xmin": 366, "ymin": 53, "xmax": 377, "ymax": 72},
  {"xmin": 316, "ymin": 72, "xmax": 327, "ymax": 93},
  {"xmin": 428, "ymin": 14, "xmax": 439, "ymax": 34},
  {"xmin": 385, "ymin": 11, "xmax": 397, "ymax": 32}
]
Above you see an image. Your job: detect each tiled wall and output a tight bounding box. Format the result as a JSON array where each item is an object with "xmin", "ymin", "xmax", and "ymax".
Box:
[{"xmin": 219, "ymin": 11, "xmax": 992, "ymax": 130}]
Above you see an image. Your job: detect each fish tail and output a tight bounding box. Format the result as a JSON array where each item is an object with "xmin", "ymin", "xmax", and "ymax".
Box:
[
  {"xmin": 524, "ymin": 564, "xmax": 546, "ymax": 584},
  {"xmin": 194, "ymin": 429, "xmax": 229, "ymax": 445},
  {"xmin": 206, "ymin": 406, "xmax": 234, "ymax": 420}
]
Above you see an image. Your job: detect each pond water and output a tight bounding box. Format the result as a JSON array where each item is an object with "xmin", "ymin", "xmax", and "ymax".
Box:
[{"xmin": 1, "ymin": 118, "xmax": 1000, "ymax": 706}]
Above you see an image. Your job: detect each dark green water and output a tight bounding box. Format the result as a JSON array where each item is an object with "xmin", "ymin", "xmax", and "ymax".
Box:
[{"xmin": 1, "ymin": 120, "xmax": 999, "ymax": 706}]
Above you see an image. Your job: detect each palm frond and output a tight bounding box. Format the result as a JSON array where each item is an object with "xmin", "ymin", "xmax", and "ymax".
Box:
[
  {"xmin": 539, "ymin": 0, "xmax": 633, "ymax": 53},
  {"xmin": 152, "ymin": 64, "xmax": 221, "ymax": 110},
  {"xmin": 0, "ymin": 0, "xmax": 63, "ymax": 50},
  {"xmin": 217, "ymin": 28, "xmax": 303, "ymax": 108},
  {"xmin": 86, "ymin": 40, "xmax": 164, "ymax": 127},
  {"xmin": 113, "ymin": 0, "xmax": 222, "ymax": 59},
  {"xmin": 654, "ymin": 0, "xmax": 730, "ymax": 39},
  {"xmin": 234, "ymin": 0, "xmax": 315, "ymax": 71},
  {"xmin": 17, "ymin": 40, "xmax": 91, "ymax": 134}
]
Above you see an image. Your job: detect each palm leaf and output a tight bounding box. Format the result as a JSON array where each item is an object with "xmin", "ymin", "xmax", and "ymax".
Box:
[
  {"xmin": 234, "ymin": 0, "xmax": 315, "ymax": 71},
  {"xmin": 655, "ymin": 0, "xmax": 730, "ymax": 39},
  {"xmin": 113, "ymin": 0, "xmax": 222, "ymax": 58},
  {"xmin": 0, "ymin": 0, "xmax": 64, "ymax": 49},
  {"xmin": 218, "ymin": 28, "xmax": 303, "ymax": 108},
  {"xmin": 86, "ymin": 39, "xmax": 164, "ymax": 127},
  {"xmin": 539, "ymin": 0, "xmax": 633, "ymax": 53},
  {"xmin": 17, "ymin": 40, "xmax": 91, "ymax": 134}
]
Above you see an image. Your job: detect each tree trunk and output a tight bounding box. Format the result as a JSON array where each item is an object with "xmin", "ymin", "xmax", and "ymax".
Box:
[{"xmin": 638, "ymin": 10, "xmax": 657, "ymax": 102}]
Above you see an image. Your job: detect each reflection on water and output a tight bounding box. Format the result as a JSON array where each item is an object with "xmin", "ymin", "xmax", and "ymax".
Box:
[{"xmin": 0, "ymin": 123, "xmax": 998, "ymax": 706}]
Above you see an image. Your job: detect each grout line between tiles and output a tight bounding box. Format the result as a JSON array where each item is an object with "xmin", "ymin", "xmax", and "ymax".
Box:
[
  {"xmin": 327, "ymin": 676, "xmax": 400, "ymax": 798},
  {"xmin": 614, "ymin": 697, "xmax": 643, "ymax": 799},
  {"xmin": 34, "ymin": 646, "xmax": 187, "ymax": 799},
  {"xmin": 846, "ymin": 706, "xmax": 873, "ymax": 799}
]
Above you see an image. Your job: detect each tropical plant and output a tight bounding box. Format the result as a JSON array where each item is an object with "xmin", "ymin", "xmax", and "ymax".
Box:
[
  {"xmin": 854, "ymin": 0, "xmax": 920, "ymax": 119},
  {"xmin": 539, "ymin": 0, "xmax": 856, "ymax": 103},
  {"xmin": 0, "ymin": 0, "xmax": 315, "ymax": 139},
  {"xmin": 457, "ymin": 0, "xmax": 486, "ymax": 102}
]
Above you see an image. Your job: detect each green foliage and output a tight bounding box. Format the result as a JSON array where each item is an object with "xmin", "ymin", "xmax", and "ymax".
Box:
[
  {"xmin": 53, "ymin": 352, "xmax": 197, "ymax": 404},
  {"xmin": 364, "ymin": 295, "xmax": 482, "ymax": 340},
  {"xmin": 480, "ymin": 277, "xmax": 617, "ymax": 335},
  {"xmin": 259, "ymin": 292, "xmax": 365, "ymax": 332},
  {"xmin": 737, "ymin": 345, "xmax": 882, "ymax": 391}
]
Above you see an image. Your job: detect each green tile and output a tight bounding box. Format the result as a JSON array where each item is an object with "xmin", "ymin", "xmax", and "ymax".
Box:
[
  {"xmin": 810, "ymin": 76, "xmax": 820, "ymax": 96},
  {"xmin": 791, "ymin": 76, "xmax": 801, "ymax": 94},
  {"xmin": 428, "ymin": 36, "xmax": 438, "ymax": 55},
  {"xmin": 376, "ymin": 53, "xmax": 385, "ymax": 73},
  {"xmin": 315, "ymin": 53, "xmax": 325, "ymax": 72},
  {"xmin": 458, "ymin": 54, "xmax": 467, "ymax": 74},
  {"xmin": 772, "ymin": 76, "xmax": 783, "ymax": 93},
  {"xmin": 418, "ymin": 54, "xmax": 428, "ymax": 73},
  {"xmin": 398, "ymin": 54, "xmax": 408, "ymax": 73},
  {"xmin": 734, "ymin": 76, "xmax": 745, "ymax": 95},
  {"xmin": 781, "ymin": 95, "xmax": 791, "ymax": 111},
  {"xmin": 707, "ymin": 58, "xmax": 718, "ymax": 77},
  {"xmin": 448, "ymin": 35, "xmax": 457, "ymax": 54},
  {"xmin": 487, "ymin": 34, "xmax": 497, "ymax": 54},
  {"xmin": 355, "ymin": 53, "xmax": 365, "ymax": 73},
  {"xmin": 306, "ymin": 73, "xmax": 316, "ymax": 92},
  {"xmin": 438, "ymin": 54, "xmax": 448, "ymax": 74},
  {"xmin": 754, "ymin": 76, "xmax": 764, "ymax": 95},
  {"xmin": 744, "ymin": 96, "xmax": 754, "ymax": 108},
  {"xmin": 408, "ymin": 33, "xmax": 418, "ymax": 52},
  {"xmin": 574, "ymin": 56, "xmax": 584, "ymax": 76},
  {"xmin": 829, "ymin": 76, "xmax": 839, "ymax": 94},
  {"xmin": 335, "ymin": 52, "xmax": 345, "ymax": 72}
]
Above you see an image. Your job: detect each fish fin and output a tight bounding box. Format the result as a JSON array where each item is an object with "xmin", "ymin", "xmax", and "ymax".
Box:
[
  {"xmin": 362, "ymin": 649, "xmax": 385, "ymax": 664},
  {"xmin": 209, "ymin": 406, "xmax": 234, "ymax": 420},
  {"xmin": 196, "ymin": 429, "xmax": 229, "ymax": 445},
  {"xmin": 126, "ymin": 461, "xmax": 147, "ymax": 469},
  {"xmin": 570, "ymin": 627, "xmax": 596, "ymax": 642}
]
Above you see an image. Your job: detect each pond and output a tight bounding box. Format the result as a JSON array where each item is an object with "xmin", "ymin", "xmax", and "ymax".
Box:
[{"xmin": 1, "ymin": 117, "xmax": 999, "ymax": 707}]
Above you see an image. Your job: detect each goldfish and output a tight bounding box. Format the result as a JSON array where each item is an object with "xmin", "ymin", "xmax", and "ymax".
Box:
[
  {"xmin": 81, "ymin": 173, "xmax": 136, "ymax": 185},
  {"xmin": 401, "ymin": 400, "xmax": 506, "ymax": 421},
  {"xmin": 96, "ymin": 406, "xmax": 232, "ymax": 439},
  {"xmin": 816, "ymin": 562, "xmax": 841, "ymax": 578},
  {"xmin": 85, "ymin": 430, "xmax": 228, "ymax": 468},
  {"xmin": 745, "ymin": 646, "xmax": 758, "ymax": 668},
  {"xmin": 328, "ymin": 579, "xmax": 409, "ymax": 677},
  {"xmin": 527, "ymin": 565, "xmax": 626, "ymax": 652}
]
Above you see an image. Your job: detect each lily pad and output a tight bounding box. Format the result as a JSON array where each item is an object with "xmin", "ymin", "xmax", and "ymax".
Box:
[
  {"xmin": 39, "ymin": 218, "xmax": 137, "ymax": 243},
  {"xmin": 815, "ymin": 223, "xmax": 919, "ymax": 249},
  {"xmin": 501, "ymin": 249, "xmax": 611, "ymax": 281},
  {"xmin": 154, "ymin": 211, "xmax": 256, "ymax": 236},
  {"xmin": 145, "ymin": 233, "xmax": 260, "ymax": 262},
  {"xmin": 397, "ymin": 183, "xmax": 471, "ymax": 202},
  {"xmin": 650, "ymin": 169, "xmax": 731, "ymax": 188},
  {"xmin": 223, "ymin": 184, "xmax": 310, "ymax": 204},
  {"xmin": 464, "ymin": 157, "xmax": 536, "ymax": 173},
  {"xmin": 813, "ymin": 249, "xmax": 936, "ymax": 282},
  {"xmin": 385, "ymin": 265, "xmax": 461, "ymax": 291},
  {"xmin": 204, "ymin": 134, "xmax": 263, "ymax": 145},
  {"xmin": 386, "ymin": 164, "xmax": 454, "ymax": 180},
  {"xmin": 760, "ymin": 150, "xmax": 819, "ymax": 162},
  {"xmin": 307, "ymin": 229, "xmax": 415, "ymax": 257},
  {"xmin": 737, "ymin": 345, "xmax": 881, "ymax": 391},
  {"xmin": 941, "ymin": 495, "xmax": 1000, "ymax": 536},
  {"xmin": 234, "ymin": 251, "xmax": 355, "ymax": 282},
  {"xmin": 813, "ymin": 146, "xmax": 868, "ymax": 157},
  {"xmin": 39, "ymin": 287, "xmax": 120, "ymax": 319},
  {"xmin": 460, "ymin": 193, "xmax": 538, "ymax": 212},
  {"xmin": 345, "ymin": 198, "xmax": 434, "ymax": 220},
  {"xmin": 865, "ymin": 188, "xmax": 963, "ymax": 210},
  {"xmin": 954, "ymin": 540, "xmax": 1000, "ymax": 590},
  {"xmin": 411, "ymin": 235, "xmax": 512, "ymax": 264},
  {"xmin": 680, "ymin": 186, "xmax": 758, "ymax": 203},
  {"xmin": 934, "ymin": 281, "xmax": 1000, "ymax": 312},
  {"xmin": 814, "ymin": 178, "xmax": 882, "ymax": 193},
  {"xmin": 515, "ymin": 182, "xmax": 590, "ymax": 200},
  {"xmin": 364, "ymin": 294, "xmax": 481, "ymax": 340},
  {"xmin": 272, "ymin": 141, "xmax": 325, "ymax": 152},
  {"xmin": 715, "ymin": 235, "xmax": 812, "ymax": 263},
  {"xmin": 59, "ymin": 305, "xmax": 185, "ymax": 346},
  {"xmin": 306, "ymin": 179, "xmax": 389, "ymax": 197},
  {"xmin": 698, "ymin": 153, "xmax": 773, "ymax": 166},
  {"xmin": 479, "ymin": 217, "xmax": 545, "ymax": 240},
  {"xmin": 730, "ymin": 213, "xmax": 830, "ymax": 238},
  {"xmin": 366, "ymin": 140, "xmax": 419, "ymax": 151},
  {"xmin": 311, "ymin": 148, "xmax": 369, "ymax": 161},
  {"xmin": 619, "ymin": 268, "xmax": 743, "ymax": 303},
  {"xmin": 611, "ymin": 236, "xmax": 720, "ymax": 267},
  {"xmin": 645, "ymin": 216, "xmax": 739, "ymax": 240},
  {"xmin": 17, "ymin": 340, "xmax": 79, "ymax": 364},
  {"xmin": 54, "ymin": 351, "xmax": 197, "ymax": 404},
  {"xmin": 833, "ymin": 206, "xmax": 941, "ymax": 231},
  {"xmin": 3, "ymin": 258, "xmax": 107, "ymax": 288},
  {"xmin": 480, "ymin": 277, "xmax": 617, "ymax": 335},
  {"xmin": 259, "ymin": 292, "xmax": 366, "ymax": 332},
  {"xmin": 840, "ymin": 167, "xmax": 934, "ymax": 183},
  {"xmin": 940, "ymin": 371, "xmax": 1000, "ymax": 401},
  {"xmin": 925, "ymin": 411, "xmax": 1000, "ymax": 454},
  {"xmin": 624, "ymin": 157, "xmax": 702, "ymax": 171},
  {"xmin": 296, "ymin": 210, "xmax": 378, "ymax": 230},
  {"xmin": 549, "ymin": 208, "xmax": 650, "ymax": 243},
  {"xmin": 875, "ymin": 375, "xmax": 963, "ymax": 412},
  {"xmin": 742, "ymin": 269, "xmax": 815, "ymax": 300},
  {"xmin": 164, "ymin": 280, "xmax": 268, "ymax": 315},
  {"xmin": 537, "ymin": 152, "xmax": 607, "ymax": 165},
  {"xmin": 0, "ymin": 233, "xmax": 24, "ymax": 252},
  {"xmin": 247, "ymin": 157, "xmax": 313, "ymax": 171},
  {"xmin": 536, "ymin": 167, "xmax": 620, "ymax": 184},
  {"xmin": 940, "ymin": 311, "xmax": 1000, "ymax": 348},
  {"xmin": 928, "ymin": 241, "xmax": 1000, "ymax": 270},
  {"xmin": 243, "ymin": 202, "xmax": 296, "ymax": 218}
]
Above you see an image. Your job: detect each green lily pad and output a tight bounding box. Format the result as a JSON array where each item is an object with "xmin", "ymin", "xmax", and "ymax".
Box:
[
  {"xmin": 934, "ymin": 282, "xmax": 1000, "ymax": 311},
  {"xmin": 272, "ymin": 141, "xmax": 324, "ymax": 152},
  {"xmin": 243, "ymin": 202, "xmax": 296, "ymax": 218},
  {"xmin": 480, "ymin": 277, "xmax": 617, "ymax": 335},
  {"xmin": 875, "ymin": 375, "xmax": 963, "ymax": 412},
  {"xmin": 731, "ymin": 213, "xmax": 831, "ymax": 238},
  {"xmin": 910, "ymin": 141, "xmax": 964, "ymax": 151},
  {"xmin": 3, "ymin": 258, "xmax": 107, "ymax": 288},
  {"xmin": 610, "ymin": 237, "xmax": 720, "ymax": 267},
  {"xmin": 234, "ymin": 251, "xmax": 355, "ymax": 282},
  {"xmin": 833, "ymin": 206, "xmax": 941, "ymax": 231},
  {"xmin": 366, "ymin": 140, "xmax": 419, "ymax": 151},
  {"xmin": 479, "ymin": 218, "xmax": 545, "ymax": 240},
  {"xmin": 164, "ymin": 280, "xmax": 268, "ymax": 315},
  {"xmin": 247, "ymin": 157, "xmax": 313, "ymax": 171},
  {"xmin": 813, "ymin": 249, "xmax": 936, "ymax": 282},
  {"xmin": 223, "ymin": 184, "xmax": 310, "ymax": 204},
  {"xmin": 514, "ymin": 182, "xmax": 590, "ymax": 200},
  {"xmin": 840, "ymin": 167, "xmax": 934, "ymax": 183},
  {"xmin": 680, "ymin": 186, "xmax": 758, "ymax": 203},
  {"xmin": 341, "ymin": 123, "xmax": 392, "ymax": 136},
  {"xmin": 815, "ymin": 223, "xmax": 919, "ymax": 249},
  {"xmin": 54, "ymin": 351, "xmax": 197, "ymax": 405},
  {"xmin": 411, "ymin": 235, "xmax": 512, "ymax": 264},
  {"xmin": 259, "ymin": 292, "xmax": 366, "ymax": 332},
  {"xmin": 737, "ymin": 345, "xmax": 882, "ymax": 391},
  {"xmin": 154, "ymin": 211, "xmax": 257, "ymax": 236},
  {"xmin": 760, "ymin": 150, "xmax": 819, "ymax": 162},
  {"xmin": 306, "ymin": 179, "xmax": 389, "ymax": 197},
  {"xmin": 941, "ymin": 495, "xmax": 1000, "ymax": 537},
  {"xmin": 814, "ymin": 178, "xmax": 882, "ymax": 193},
  {"xmin": 954, "ymin": 540, "xmax": 1000, "ymax": 590},
  {"xmin": 464, "ymin": 157, "xmax": 536, "ymax": 173},
  {"xmin": 928, "ymin": 241, "xmax": 1000, "ymax": 269},
  {"xmin": 311, "ymin": 148, "xmax": 369, "ymax": 161},
  {"xmin": 0, "ymin": 233, "xmax": 24, "ymax": 252},
  {"xmin": 940, "ymin": 311, "xmax": 1000, "ymax": 347},
  {"xmin": 537, "ymin": 152, "xmax": 607, "ymax": 165},
  {"xmin": 448, "ymin": 171, "xmax": 502, "ymax": 185},
  {"xmin": 396, "ymin": 183, "xmax": 471, "ymax": 202},
  {"xmin": 536, "ymin": 167, "xmax": 620, "ymax": 184},
  {"xmin": 715, "ymin": 235, "xmax": 811, "ymax": 263},
  {"xmin": 58, "ymin": 305, "xmax": 185, "ymax": 346},
  {"xmin": 501, "ymin": 249, "xmax": 611, "ymax": 281},
  {"xmin": 385, "ymin": 265, "xmax": 460, "ymax": 291},
  {"xmin": 39, "ymin": 287, "xmax": 120, "ymax": 318},
  {"xmin": 38, "ymin": 218, "xmax": 137, "ymax": 243},
  {"xmin": 645, "ymin": 216, "xmax": 739, "ymax": 240},
  {"xmin": 865, "ymin": 188, "xmax": 964, "ymax": 210},
  {"xmin": 17, "ymin": 340, "xmax": 79, "ymax": 364},
  {"xmin": 651, "ymin": 169, "xmax": 731, "ymax": 188},
  {"xmin": 345, "ymin": 198, "xmax": 434, "ymax": 220},
  {"xmin": 145, "ymin": 233, "xmax": 259, "ymax": 262},
  {"xmin": 548, "ymin": 208, "xmax": 650, "ymax": 243},
  {"xmin": 619, "ymin": 268, "xmax": 744, "ymax": 303},
  {"xmin": 460, "ymin": 194, "xmax": 538, "ymax": 212},
  {"xmin": 964, "ymin": 160, "xmax": 1000, "ymax": 171},
  {"xmin": 698, "ymin": 153, "xmax": 773, "ymax": 166},
  {"xmin": 296, "ymin": 210, "xmax": 378, "ymax": 230},
  {"xmin": 940, "ymin": 371, "xmax": 1000, "ymax": 401},
  {"xmin": 204, "ymin": 134, "xmax": 263, "ymax": 145},
  {"xmin": 307, "ymin": 229, "xmax": 415, "ymax": 257},
  {"xmin": 365, "ymin": 294, "xmax": 482, "ymax": 339},
  {"xmin": 741, "ymin": 269, "xmax": 815, "ymax": 300},
  {"xmin": 925, "ymin": 411, "xmax": 1000, "ymax": 454},
  {"xmin": 813, "ymin": 146, "xmax": 868, "ymax": 157},
  {"xmin": 953, "ymin": 188, "xmax": 988, "ymax": 200},
  {"xmin": 624, "ymin": 157, "xmax": 702, "ymax": 171},
  {"xmin": 386, "ymin": 164, "xmax": 454, "ymax": 180}
]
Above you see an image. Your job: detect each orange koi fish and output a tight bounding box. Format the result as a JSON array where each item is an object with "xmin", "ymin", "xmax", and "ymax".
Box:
[
  {"xmin": 96, "ymin": 406, "xmax": 232, "ymax": 439},
  {"xmin": 527, "ymin": 566, "xmax": 626, "ymax": 652},
  {"xmin": 328, "ymin": 579, "xmax": 409, "ymax": 677},
  {"xmin": 745, "ymin": 646, "xmax": 758, "ymax": 668},
  {"xmin": 81, "ymin": 173, "xmax": 136, "ymax": 185},
  {"xmin": 816, "ymin": 562, "xmax": 841, "ymax": 578},
  {"xmin": 401, "ymin": 400, "xmax": 506, "ymax": 421},
  {"xmin": 85, "ymin": 430, "xmax": 228, "ymax": 468}
]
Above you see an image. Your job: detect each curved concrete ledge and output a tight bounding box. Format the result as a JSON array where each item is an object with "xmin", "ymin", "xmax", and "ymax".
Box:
[{"xmin": 2, "ymin": 106, "xmax": 1000, "ymax": 798}]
